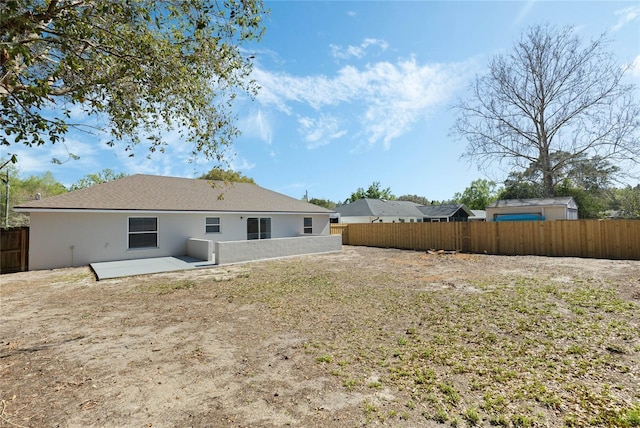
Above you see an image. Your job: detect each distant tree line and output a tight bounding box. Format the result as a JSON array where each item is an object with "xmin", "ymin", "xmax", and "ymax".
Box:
[
  {"xmin": 308, "ymin": 178, "xmax": 640, "ymax": 220},
  {"xmin": 2, "ymin": 164, "xmax": 638, "ymax": 228}
]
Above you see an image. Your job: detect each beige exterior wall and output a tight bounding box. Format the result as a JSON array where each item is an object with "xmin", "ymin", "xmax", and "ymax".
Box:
[
  {"xmin": 28, "ymin": 211, "xmax": 331, "ymax": 270},
  {"xmin": 486, "ymin": 205, "xmax": 569, "ymax": 221}
]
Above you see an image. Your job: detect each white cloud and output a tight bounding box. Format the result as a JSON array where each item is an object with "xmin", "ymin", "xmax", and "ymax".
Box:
[
  {"xmin": 330, "ymin": 38, "xmax": 389, "ymax": 60},
  {"xmin": 297, "ymin": 114, "xmax": 347, "ymax": 149},
  {"xmin": 239, "ymin": 109, "xmax": 273, "ymax": 144},
  {"xmin": 612, "ymin": 6, "xmax": 640, "ymax": 31},
  {"xmin": 229, "ymin": 157, "xmax": 256, "ymax": 172},
  {"xmin": 253, "ymin": 56, "xmax": 473, "ymax": 150}
]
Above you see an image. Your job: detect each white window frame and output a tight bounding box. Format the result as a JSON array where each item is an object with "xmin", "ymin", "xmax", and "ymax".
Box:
[
  {"xmin": 128, "ymin": 217, "xmax": 158, "ymax": 249},
  {"xmin": 205, "ymin": 217, "xmax": 221, "ymax": 233},
  {"xmin": 247, "ymin": 217, "xmax": 271, "ymax": 240},
  {"xmin": 303, "ymin": 217, "xmax": 313, "ymax": 234}
]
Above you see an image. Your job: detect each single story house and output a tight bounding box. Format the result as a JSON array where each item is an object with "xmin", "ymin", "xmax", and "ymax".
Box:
[
  {"xmin": 334, "ymin": 199, "xmax": 474, "ymax": 223},
  {"xmin": 486, "ymin": 197, "xmax": 579, "ymax": 221},
  {"xmin": 14, "ymin": 174, "xmax": 340, "ymax": 270},
  {"xmin": 417, "ymin": 204, "xmax": 474, "ymax": 222},
  {"xmin": 334, "ymin": 199, "xmax": 425, "ymax": 223}
]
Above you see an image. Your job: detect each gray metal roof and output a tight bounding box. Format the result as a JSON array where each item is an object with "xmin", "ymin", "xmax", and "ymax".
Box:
[
  {"xmin": 487, "ymin": 197, "xmax": 578, "ymax": 209},
  {"xmin": 15, "ymin": 174, "xmax": 334, "ymax": 214}
]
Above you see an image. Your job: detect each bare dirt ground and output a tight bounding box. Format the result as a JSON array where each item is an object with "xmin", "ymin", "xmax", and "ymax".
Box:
[{"xmin": 1, "ymin": 246, "xmax": 639, "ymax": 428}]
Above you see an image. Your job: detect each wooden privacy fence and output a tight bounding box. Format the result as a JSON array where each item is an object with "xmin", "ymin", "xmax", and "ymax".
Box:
[
  {"xmin": 330, "ymin": 220, "xmax": 640, "ymax": 260},
  {"xmin": 1, "ymin": 227, "xmax": 29, "ymax": 273}
]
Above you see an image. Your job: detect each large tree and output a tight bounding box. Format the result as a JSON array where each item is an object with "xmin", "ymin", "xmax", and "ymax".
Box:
[
  {"xmin": 452, "ymin": 24, "xmax": 639, "ymax": 197},
  {"xmin": 308, "ymin": 198, "xmax": 336, "ymax": 209},
  {"xmin": 1, "ymin": 0, "xmax": 265, "ymax": 163},
  {"xmin": 453, "ymin": 179, "xmax": 497, "ymax": 210},
  {"xmin": 69, "ymin": 168, "xmax": 127, "ymax": 190},
  {"xmin": 608, "ymin": 185, "xmax": 640, "ymax": 219},
  {"xmin": 344, "ymin": 181, "xmax": 395, "ymax": 204},
  {"xmin": 397, "ymin": 194, "xmax": 430, "ymax": 205},
  {"xmin": 0, "ymin": 162, "xmax": 67, "ymax": 226},
  {"xmin": 199, "ymin": 168, "xmax": 255, "ymax": 183}
]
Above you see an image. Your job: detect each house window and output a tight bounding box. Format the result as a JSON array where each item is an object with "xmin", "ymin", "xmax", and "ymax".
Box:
[
  {"xmin": 128, "ymin": 217, "xmax": 158, "ymax": 249},
  {"xmin": 206, "ymin": 217, "xmax": 220, "ymax": 233},
  {"xmin": 247, "ymin": 217, "xmax": 271, "ymax": 240},
  {"xmin": 304, "ymin": 217, "xmax": 312, "ymax": 234}
]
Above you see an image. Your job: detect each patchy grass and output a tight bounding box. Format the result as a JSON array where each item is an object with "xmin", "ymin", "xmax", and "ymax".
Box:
[
  {"xmin": 224, "ymin": 253, "xmax": 639, "ymax": 427},
  {"xmin": 136, "ymin": 279, "xmax": 197, "ymax": 294},
  {"xmin": 2, "ymin": 247, "xmax": 638, "ymax": 427}
]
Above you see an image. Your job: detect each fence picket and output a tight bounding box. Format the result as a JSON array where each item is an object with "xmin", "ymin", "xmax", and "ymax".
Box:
[{"xmin": 331, "ymin": 220, "xmax": 640, "ymax": 260}]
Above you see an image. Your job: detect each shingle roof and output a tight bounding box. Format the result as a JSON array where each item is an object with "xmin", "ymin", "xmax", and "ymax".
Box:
[
  {"xmin": 417, "ymin": 204, "xmax": 473, "ymax": 218},
  {"xmin": 15, "ymin": 174, "xmax": 333, "ymax": 214},
  {"xmin": 487, "ymin": 197, "xmax": 577, "ymax": 209},
  {"xmin": 334, "ymin": 199, "xmax": 425, "ymax": 217}
]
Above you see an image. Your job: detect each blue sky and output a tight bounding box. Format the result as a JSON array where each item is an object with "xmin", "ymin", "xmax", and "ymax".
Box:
[{"xmin": 5, "ymin": 1, "xmax": 640, "ymax": 203}]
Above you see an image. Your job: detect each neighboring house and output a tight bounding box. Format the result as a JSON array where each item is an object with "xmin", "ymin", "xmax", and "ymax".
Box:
[
  {"xmin": 14, "ymin": 174, "xmax": 338, "ymax": 270},
  {"xmin": 335, "ymin": 199, "xmax": 425, "ymax": 224},
  {"xmin": 334, "ymin": 199, "xmax": 474, "ymax": 223},
  {"xmin": 417, "ymin": 204, "xmax": 474, "ymax": 222},
  {"xmin": 486, "ymin": 197, "xmax": 579, "ymax": 222},
  {"xmin": 469, "ymin": 210, "xmax": 487, "ymax": 222}
]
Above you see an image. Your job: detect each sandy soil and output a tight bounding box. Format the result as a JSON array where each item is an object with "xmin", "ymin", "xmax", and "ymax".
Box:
[{"xmin": 1, "ymin": 246, "xmax": 638, "ymax": 427}]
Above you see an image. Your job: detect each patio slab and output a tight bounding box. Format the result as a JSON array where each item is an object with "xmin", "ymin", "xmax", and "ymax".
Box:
[{"xmin": 91, "ymin": 256, "xmax": 216, "ymax": 280}]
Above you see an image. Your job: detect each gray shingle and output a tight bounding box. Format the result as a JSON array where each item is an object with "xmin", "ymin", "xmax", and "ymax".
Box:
[
  {"xmin": 15, "ymin": 174, "xmax": 334, "ymax": 214},
  {"xmin": 335, "ymin": 198, "xmax": 424, "ymax": 217}
]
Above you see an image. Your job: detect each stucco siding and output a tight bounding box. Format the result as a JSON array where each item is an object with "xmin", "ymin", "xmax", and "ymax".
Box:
[
  {"xmin": 28, "ymin": 211, "xmax": 331, "ymax": 270},
  {"xmin": 216, "ymin": 235, "xmax": 342, "ymax": 265}
]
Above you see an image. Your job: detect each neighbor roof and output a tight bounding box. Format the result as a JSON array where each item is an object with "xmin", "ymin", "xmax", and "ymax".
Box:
[
  {"xmin": 417, "ymin": 204, "xmax": 473, "ymax": 218},
  {"xmin": 334, "ymin": 198, "xmax": 424, "ymax": 217},
  {"xmin": 487, "ymin": 197, "xmax": 577, "ymax": 209},
  {"xmin": 15, "ymin": 174, "xmax": 334, "ymax": 214}
]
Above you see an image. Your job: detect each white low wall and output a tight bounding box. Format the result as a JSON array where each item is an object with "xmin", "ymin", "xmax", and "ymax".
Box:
[
  {"xmin": 215, "ymin": 235, "xmax": 342, "ymax": 265},
  {"xmin": 187, "ymin": 238, "xmax": 213, "ymax": 261}
]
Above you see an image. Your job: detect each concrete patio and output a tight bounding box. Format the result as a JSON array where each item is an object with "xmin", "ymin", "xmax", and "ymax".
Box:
[{"xmin": 90, "ymin": 256, "xmax": 216, "ymax": 280}]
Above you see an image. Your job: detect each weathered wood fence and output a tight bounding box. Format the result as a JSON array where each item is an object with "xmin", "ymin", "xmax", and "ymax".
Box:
[
  {"xmin": 1, "ymin": 227, "xmax": 29, "ymax": 273},
  {"xmin": 330, "ymin": 220, "xmax": 640, "ymax": 260}
]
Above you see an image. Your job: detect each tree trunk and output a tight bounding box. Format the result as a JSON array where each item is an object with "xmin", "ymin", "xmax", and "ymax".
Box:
[{"xmin": 539, "ymin": 147, "xmax": 555, "ymax": 197}]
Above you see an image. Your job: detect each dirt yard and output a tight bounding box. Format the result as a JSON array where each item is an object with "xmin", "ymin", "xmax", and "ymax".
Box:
[{"xmin": 1, "ymin": 246, "xmax": 639, "ymax": 427}]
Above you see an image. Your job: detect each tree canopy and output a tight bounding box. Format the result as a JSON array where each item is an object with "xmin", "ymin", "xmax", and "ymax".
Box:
[
  {"xmin": 199, "ymin": 168, "xmax": 255, "ymax": 184},
  {"xmin": 609, "ymin": 185, "xmax": 640, "ymax": 219},
  {"xmin": 0, "ymin": 163, "xmax": 67, "ymax": 226},
  {"xmin": 453, "ymin": 24, "xmax": 639, "ymax": 197},
  {"xmin": 397, "ymin": 194, "xmax": 430, "ymax": 205},
  {"xmin": 70, "ymin": 168, "xmax": 127, "ymax": 190},
  {"xmin": 308, "ymin": 198, "xmax": 336, "ymax": 209},
  {"xmin": 453, "ymin": 179, "xmax": 497, "ymax": 210},
  {"xmin": 344, "ymin": 182, "xmax": 395, "ymax": 204},
  {"xmin": 1, "ymin": 0, "xmax": 266, "ymax": 163}
]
